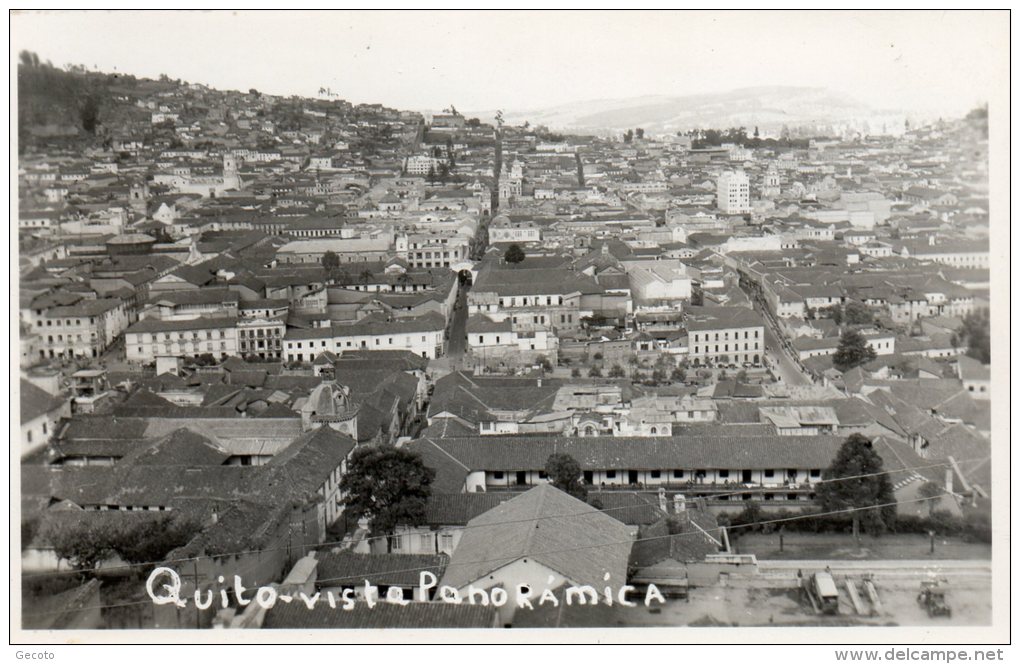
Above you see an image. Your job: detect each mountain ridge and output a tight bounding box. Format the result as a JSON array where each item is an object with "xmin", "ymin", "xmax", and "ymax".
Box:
[{"xmin": 461, "ymin": 86, "xmax": 907, "ymax": 135}]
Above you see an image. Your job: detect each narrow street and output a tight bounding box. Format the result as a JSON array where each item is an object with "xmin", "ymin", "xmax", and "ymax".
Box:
[
  {"xmin": 741, "ymin": 279, "xmax": 813, "ymax": 387},
  {"xmin": 761, "ymin": 317, "xmax": 811, "ymax": 386},
  {"xmin": 447, "ymin": 285, "xmax": 469, "ymax": 359}
]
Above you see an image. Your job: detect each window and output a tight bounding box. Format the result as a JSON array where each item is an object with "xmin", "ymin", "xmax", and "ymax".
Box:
[
  {"xmin": 810, "ymin": 469, "xmax": 821, "ymax": 478},
  {"xmin": 390, "ymin": 535, "xmax": 403, "ymax": 551},
  {"xmin": 419, "ymin": 533, "xmax": 432, "ymax": 550},
  {"xmin": 606, "ymin": 470, "xmax": 617, "ymax": 479},
  {"xmin": 650, "ymin": 470, "xmax": 661, "ymax": 479},
  {"xmin": 719, "ymin": 470, "xmax": 730, "ymax": 479},
  {"xmin": 440, "ymin": 533, "xmax": 454, "ymax": 550},
  {"xmin": 673, "ymin": 469, "xmax": 684, "ymax": 479},
  {"xmin": 493, "ymin": 471, "xmax": 504, "ymax": 479},
  {"xmin": 765, "ymin": 469, "xmax": 775, "ymax": 478}
]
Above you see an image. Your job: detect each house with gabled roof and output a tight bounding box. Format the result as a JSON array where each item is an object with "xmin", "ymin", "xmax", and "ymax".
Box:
[{"xmin": 438, "ymin": 484, "xmax": 635, "ymax": 625}]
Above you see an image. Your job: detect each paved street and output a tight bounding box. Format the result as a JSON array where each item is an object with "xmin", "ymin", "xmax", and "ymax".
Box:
[
  {"xmin": 761, "ymin": 318, "xmax": 812, "ymax": 386},
  {"xmin": 445, "ymin": 285, "xmax": 469, "ymax": 362}
]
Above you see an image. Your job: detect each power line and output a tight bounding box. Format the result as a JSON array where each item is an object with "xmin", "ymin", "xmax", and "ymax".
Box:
[
  {"xmin": 21, "ymin": 455, "xmax": 983, "ymax": 580},
  {"xmin": 20, "ymin": 490, "xmax": 973, "ymax": 621}
]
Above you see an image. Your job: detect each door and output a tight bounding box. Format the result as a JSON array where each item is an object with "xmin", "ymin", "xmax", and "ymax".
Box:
[
  {"xmin": 742, "ymin": 469, "xmax": 753, "ymax": 483},
  {"xmin": 515, "ymin": 471, "xmax": 527, "ymax": 486},
  {"xmin": 628, "ymin": 470, "xmax": 639, "ymax": 484},
  {"xmin": 583, "ymin": 471, "xmax": 594, "ymax": 485}
]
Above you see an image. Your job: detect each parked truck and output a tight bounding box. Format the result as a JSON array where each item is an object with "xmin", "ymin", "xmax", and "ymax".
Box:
[{"xmin": 810, "ymin": 572, "xmax": 840, "ymax": 615}]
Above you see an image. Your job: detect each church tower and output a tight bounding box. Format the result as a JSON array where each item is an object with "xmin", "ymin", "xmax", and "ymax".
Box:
[
  {"xmin": 762, "ymin": 162, "xmax": 781, "ymax": 199},
  {"xmin": 222, "ymin": 153, "xmax": 240, "ymax": 190}
]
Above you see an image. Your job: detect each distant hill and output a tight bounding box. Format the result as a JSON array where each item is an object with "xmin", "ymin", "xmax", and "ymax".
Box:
[
  {"xmin": 16, "ymin": 53, "xmax": 168, "ymax": 149},
  {"xmin": 466, "ymin": 86, "xmax": 901, "ymax": 135}
]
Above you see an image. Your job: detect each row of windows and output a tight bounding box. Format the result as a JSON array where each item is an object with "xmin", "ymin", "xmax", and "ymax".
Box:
[
  {"xmin": 691, "ymin": 329, "xmax": 760, "ymax": 343},
  {"xmin": 499, "ymin": 296, "xmax": 565, "ymax": 307},
  {"xmin": 693, "ymin": 342, "xmax": 760, "ymax": 353},
  {"xmin": 492, "ymin": 468, "xmax": 822, "ymax": 480},
  {"xmin": 135, "ymin": 330, "xmax": 229, "ymax": 342},
  {"xmin": 46, "ymin": 333, "xmax": 97, "ymax": 343},
  {"xmin": 239, "ymin": 328, "xmax": 283, "ymax": 338},
  {"xmin": 139, "ymin": 342, "xmax": 228, "ymax": 354},
  {"xmin": 37, "ymin": 316, "xmax": 99, "ymax": 328},
  {"xmin": 288, "ymin": 334, "xmax": 432, "ymax": 349}
]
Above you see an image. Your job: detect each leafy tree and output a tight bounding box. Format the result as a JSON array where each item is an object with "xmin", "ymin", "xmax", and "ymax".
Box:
[
  {"xmin": 608, "ymin": 364, "xmax": 626, "ymax": 378},
  {"xmin": 918, "ymin": 481, "xmax": 944, "ymax": 517},
  {"xmin": 588, "ymin": 366, "xmax": 603, "ymax": 378},
  {"xmin": 623, "ymin": 129, "xmax": 634, "ymax": 143},
  {"xmin": 112, "ymin": 515, "xmax": 201, "ymax": 568},
  {"xmin": 670, "ymin": 367, "xmax": 686, "ymax": 382},
  {"xmin": 844, "ymin": 301, "xmax": 874, "ymax": 326},
  {"xmin": 42, "ymin": 519, "xmax": 118, "ymax": 572},
  {"xmin": 571, "ymin": 367, "xmax": 582, "ymax": 378},
  {"xmin": 339, "ymin": 446, "xmax": 435, "ymax": 552},
  {"xmin": 958, "ymin": 308, "xmax": 991, "ymax": 363},
  {"xmin": 503, "ymin": 243, "xmax": 525, "ymax": 264},
  {"xmin": 822, "ymin": 305, "xmax": 843, "ymax": 326},
  {"xmin": 815, "ymin": 434, "xmax": 897, "ymax": 540},
  {"xmin": 321, "ymin": 250, "xmax": 341, "ymax": 281},
  {"xmin": 635, "ymin": 128, "xmax": 645, "ymax": 140},
  {"xmin": 545, "ymin": 453, "xmax": 587, "ymax": 501},
  {"xmin": 833, "ymin": 328, "xmax": 877, "ymax": 371},
  {"xmin": 650, "ymin": 368, "xmax": 666, "ymax": 384}
]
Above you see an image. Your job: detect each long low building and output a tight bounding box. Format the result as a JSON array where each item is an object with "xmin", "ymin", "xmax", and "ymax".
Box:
[
  {"xmin": 406, "ymin": 434, "xmax": 922, "ymax": 498},
  {"xmin": 283, "ymin": 312, "xmax": 447, "ymax": 361}
]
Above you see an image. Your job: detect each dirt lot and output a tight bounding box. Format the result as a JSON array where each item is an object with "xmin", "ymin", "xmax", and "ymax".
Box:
[{"xmin": 616, "ymin": 575, "xmax": 991, "ymax": 627}]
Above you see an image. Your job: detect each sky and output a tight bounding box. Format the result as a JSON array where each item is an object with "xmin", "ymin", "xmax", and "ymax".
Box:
[{"xmin": 11, "ymin": 10, "xmax": 1008, "ymax": 116}]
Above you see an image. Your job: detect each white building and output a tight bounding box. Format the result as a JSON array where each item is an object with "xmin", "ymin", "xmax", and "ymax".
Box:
[
  {"xmin": 687, "ymin": 306, "xmax": 765, "ymax": 366},
  {"xmin": 716, "ymin": 170, "xmax": 750, "ymax": 215}
]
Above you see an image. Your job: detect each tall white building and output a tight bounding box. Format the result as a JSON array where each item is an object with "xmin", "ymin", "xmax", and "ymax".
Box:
[{"xmin": 717, "ymin": 170, "xmax": 750, "ymax": 214}]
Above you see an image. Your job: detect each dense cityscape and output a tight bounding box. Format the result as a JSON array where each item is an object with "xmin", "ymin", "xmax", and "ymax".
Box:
[{"xmin": 17, "ymin": 50, "xmax": 993, "ymax": 632}]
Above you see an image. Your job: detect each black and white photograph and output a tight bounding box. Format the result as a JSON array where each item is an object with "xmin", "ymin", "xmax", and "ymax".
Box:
[{"xmin": 9, "ymin": 8, "xmax": 1010, "ymax": 654}]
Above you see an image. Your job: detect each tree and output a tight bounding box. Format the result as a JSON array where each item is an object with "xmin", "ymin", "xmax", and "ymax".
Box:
[
  {"xmin": 112, "ymin": 515, "xmax": 201, "ymax": 569},
  {"xmin": 635, "ymin": 128, "xmax": 645, "ymax": 140},
  {"xmin": 815, "ymin": 434, "xmax": 897, "ymax": 540},
  {"xmin": 822, "ymin": 305, "xmax": 843, "ymax": 326},
  {"xmin": 918, "ymin": 481, "xmax": 944, "ymax": 517},
  {"xmin": 623, "ymin": 129, "xmax": 634, "ymax": 143},
  {"xmin": 833, "ymin": 328, "xmax": 877, "ymax": 372},
  {"xmin": 608, "ymin": 364, "xmax": 626, "ymax": 378},
  {"xmin": 339, "ymin": 446, "xmax": 435, "ymax": 552},
  {"xmin": 571, "ymin": 367, "xmax": 581, "ymax": 378},
  {"xmin": 503, "ymin": 243, "xmax": 525, "ymax": 264},
  {"xmin": 321, "ymin": 250, "xmax": 340, "ymax": 279},
  {"xmin": 42, "ymin": 519, "xmax": 118, "ymax": 572},
  {"xmin": 843, "ymin": 301, "xmax": 874, "ymax": 326},
  {"xmin": 545, "ymin": 453, "xmax": 587, "ymax": 501},
  {"xmin": 588, "ymin": 366, "xmax": 603, "ymax": 378},
  {"xmin": 958, "ymin": 308, "xmax": 991, "ymax": 363}
]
